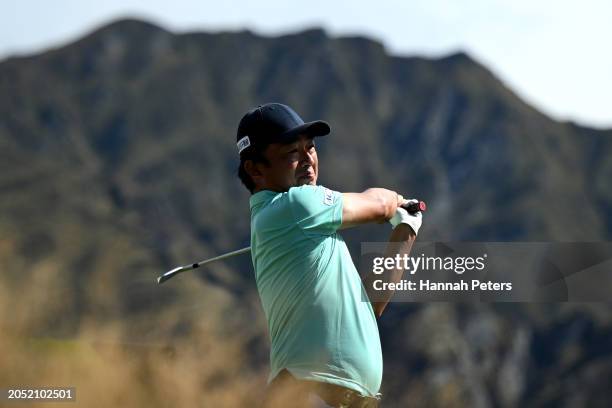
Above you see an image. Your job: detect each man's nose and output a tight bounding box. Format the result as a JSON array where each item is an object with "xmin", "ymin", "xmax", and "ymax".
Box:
[{"xmin": 300, "ymin": 148, "xmax": 315, "ymax": 165}]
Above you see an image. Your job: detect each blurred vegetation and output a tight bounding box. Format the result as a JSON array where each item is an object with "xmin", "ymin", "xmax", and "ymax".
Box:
[{"xmin": 1, "ymin": 18, "xmax": 611, "ymax": 407}]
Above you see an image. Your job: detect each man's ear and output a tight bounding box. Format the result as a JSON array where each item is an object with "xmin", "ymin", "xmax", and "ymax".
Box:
[{"xmin": 244, "ymin": 159, "xmax": 264, "ymax": 185}]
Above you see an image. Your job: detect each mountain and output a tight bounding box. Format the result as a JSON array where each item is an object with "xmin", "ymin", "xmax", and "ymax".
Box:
[{"xmin": 1, "ymin": 18, "xmax": 611, "ymax": 407}]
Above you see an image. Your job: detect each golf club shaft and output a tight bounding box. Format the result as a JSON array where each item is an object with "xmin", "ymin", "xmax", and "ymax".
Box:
[
  {"xmin": 157, "ymin": 200, "xmax": 426, "ymax": 284},
  {"xmin": 157, "ymin": 246, "xmax": 250, "ymax": 284}
]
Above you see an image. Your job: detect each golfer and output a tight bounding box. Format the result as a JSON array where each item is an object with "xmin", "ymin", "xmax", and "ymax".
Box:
[{"xmin": 236, "ymin": 103, "xmax": 422, "ymax": 408}]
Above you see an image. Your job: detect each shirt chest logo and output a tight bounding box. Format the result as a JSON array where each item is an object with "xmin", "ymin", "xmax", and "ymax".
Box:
[{"xmin": 323, "ymin": 188, "xmax": 334, "ymax": 206}]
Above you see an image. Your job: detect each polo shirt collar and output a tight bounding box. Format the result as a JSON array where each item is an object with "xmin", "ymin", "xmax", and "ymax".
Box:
[{"xmin": 249, "ymin": 189, "xmax": 279, "ymax": 211}]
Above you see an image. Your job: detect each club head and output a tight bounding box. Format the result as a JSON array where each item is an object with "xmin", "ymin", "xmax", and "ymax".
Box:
[{"xmin": 157, "ymin": 265, "xmax": 189, "ymax": 285}]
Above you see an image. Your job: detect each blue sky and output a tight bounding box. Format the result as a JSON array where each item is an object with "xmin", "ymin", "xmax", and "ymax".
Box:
[{"xmin": 2, "ymin": 0, "xmax": 611, "ymax": 128}]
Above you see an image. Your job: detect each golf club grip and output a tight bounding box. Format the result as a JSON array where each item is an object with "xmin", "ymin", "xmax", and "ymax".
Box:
[{"xmin": 401, "ymin": 200, "xmax": 426, "ymax": 214}]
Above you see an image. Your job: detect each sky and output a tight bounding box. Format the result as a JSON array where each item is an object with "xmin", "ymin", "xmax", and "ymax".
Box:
[{"xmin": 2, "ymin": 0, "xmax": 611, "ymax": 128}]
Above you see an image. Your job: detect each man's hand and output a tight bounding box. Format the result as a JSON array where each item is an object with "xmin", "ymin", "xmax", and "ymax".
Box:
[{"xmin": 390, "ymin": 199, "xmax": 423, "ymax": 235}]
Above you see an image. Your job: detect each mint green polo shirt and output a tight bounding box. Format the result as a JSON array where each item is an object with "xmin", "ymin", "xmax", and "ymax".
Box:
[{"xmin": 249, "ymin": 185, "xmax": 382, "ymax": 397}]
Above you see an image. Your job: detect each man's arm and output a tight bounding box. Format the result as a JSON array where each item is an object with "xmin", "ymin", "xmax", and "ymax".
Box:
[
  {"xmin": 362, "ymin": 224, "xmax": 417, "ymax": 318},
  {"xmin": 341, "ymin": 188, "xmax": 400, "ymax": 229},
  {"xmin": 341, "ymin": 189, "xmax": 421, "ymax": 318}
]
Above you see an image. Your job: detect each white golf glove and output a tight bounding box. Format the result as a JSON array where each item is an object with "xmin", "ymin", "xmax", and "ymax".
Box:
[{"xmin": 389, "ymin": 198, "xmax": 422, "ymax": 235}]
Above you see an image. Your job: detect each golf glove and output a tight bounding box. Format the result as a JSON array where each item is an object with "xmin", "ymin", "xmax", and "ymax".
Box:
[{"xmin": 390, "ymin": 198, "xmax": 422, "ymax": 235}]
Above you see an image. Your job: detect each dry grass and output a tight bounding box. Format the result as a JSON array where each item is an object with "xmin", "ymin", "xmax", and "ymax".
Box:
[
  {"xmin": 0, "ymin": 322, "xmax": 268, "ymax": 407},
  {"xmin": 0, "ymin": 253, "xmax": 272, "ymax": 408}
]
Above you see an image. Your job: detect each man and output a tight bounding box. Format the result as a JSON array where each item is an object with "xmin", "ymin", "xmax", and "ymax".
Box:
[{"xmin": 236, "ymin": 103, "xmax": 422, "ymax": 408}]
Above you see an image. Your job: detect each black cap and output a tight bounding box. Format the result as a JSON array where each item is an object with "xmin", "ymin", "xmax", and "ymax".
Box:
[{"xmin": 236, "ymin": 103, "xmax": 330, "ymax": 155}]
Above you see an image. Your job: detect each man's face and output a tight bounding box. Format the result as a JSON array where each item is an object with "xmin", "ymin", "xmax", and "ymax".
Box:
[{"xmin": 252, "ymin": 135, "xmax": 318, "ymax": 192}]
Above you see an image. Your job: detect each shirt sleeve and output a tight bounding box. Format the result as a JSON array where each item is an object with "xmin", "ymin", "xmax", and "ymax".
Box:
[{"xmin": 288, "ymin": 185, "xmax": 343, "ymax": 236}]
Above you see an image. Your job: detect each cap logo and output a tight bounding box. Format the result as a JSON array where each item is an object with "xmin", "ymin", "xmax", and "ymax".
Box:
[{"xmin": 237, "ymin": 135, "xmax": 251, "ymax": 154}]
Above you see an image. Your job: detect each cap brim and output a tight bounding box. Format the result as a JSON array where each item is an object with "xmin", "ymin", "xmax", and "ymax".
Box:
[{"xmin": 276, "ymin": 120, "xmax": 331, "ymax": 142}]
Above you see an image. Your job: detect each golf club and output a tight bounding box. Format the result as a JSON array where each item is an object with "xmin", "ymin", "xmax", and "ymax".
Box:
[{"xmin": 157, "ymin": 200, "xmax": 426, "ymax": 284}]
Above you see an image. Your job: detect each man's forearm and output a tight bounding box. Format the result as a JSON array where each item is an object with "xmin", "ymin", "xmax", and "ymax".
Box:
[
  {"xmin": 363, "ymin": 224, "xmax": 416, "ymax": 318},
  {"xmin": 340, "ymin": 188, "xmax": 399, "ymax": 229}
]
